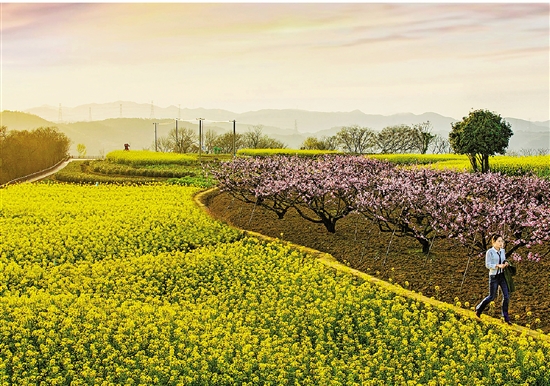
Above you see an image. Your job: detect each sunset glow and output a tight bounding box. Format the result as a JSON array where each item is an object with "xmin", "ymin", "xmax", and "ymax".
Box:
[{"xmin": 2, "ymin": 2, "xmax": 549, "ymax": 120}]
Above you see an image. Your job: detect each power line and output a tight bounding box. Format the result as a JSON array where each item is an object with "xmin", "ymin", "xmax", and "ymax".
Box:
[{"xmin": 176, "ymin": 118, "xmax": 230, "ymax": 124}]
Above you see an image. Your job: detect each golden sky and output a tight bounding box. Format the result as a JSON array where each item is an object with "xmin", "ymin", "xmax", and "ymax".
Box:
[{"xmin": 2, "ymin": 2, "xmax": 549, "ymax": 121}]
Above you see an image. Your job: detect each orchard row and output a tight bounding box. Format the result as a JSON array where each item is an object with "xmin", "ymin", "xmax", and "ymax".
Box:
[{"xmin": 211, "ymin": 155, "xmax": 550, "ymax": 261}]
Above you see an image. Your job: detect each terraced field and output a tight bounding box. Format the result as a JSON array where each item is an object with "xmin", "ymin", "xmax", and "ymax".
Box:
[{"xmin": 1, "ymin": 151, "xmax": 548, "ymax": 385}]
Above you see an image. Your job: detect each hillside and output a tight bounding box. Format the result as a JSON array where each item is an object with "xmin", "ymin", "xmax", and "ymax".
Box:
[
  {"xmin": 3, "ymin": 108, "xmax": 549, "ymax": 155},
  {"xmin": 25, "ymin": 102, "xmax": 461, "ymax": 133},
  {"xmin": 0, "ymin": 110, "xmax": 54, "ymax": 130},
  {"xmin": 24, "ymin": 101, "xmax": 550, "ymax": 131}
]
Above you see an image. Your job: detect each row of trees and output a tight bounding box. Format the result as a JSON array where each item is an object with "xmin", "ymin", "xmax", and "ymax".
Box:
[
  {"xmin": 303, "ymin": 109, "xmax": 517, "ymax": 173},
  {"xmin": 157, "ymin": 108, "xmax": 516, "ymax": 173},
  {"xmin": 155, "ymin": 125, "xmax": 285, "ymax": 154},
  {"xmin": 211, "ymin": 155, "xmax": 550, "ymax": 262},
  {"xmin": 157, "ymin": 121, "xmax": 447, "ymax": 155},
  {"xmin": 507, "ymin": 148, "xmax": 549, "ymax": 157},
  {"xmin": 0, "ymin": 126, "xmax": 71, "ymax": 185},
  {"xmin": 301, "ymin": 121, "xmax": 448, "ymax": 154}
]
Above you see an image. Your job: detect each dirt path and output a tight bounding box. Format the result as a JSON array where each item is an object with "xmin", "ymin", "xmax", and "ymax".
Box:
[{"xmin": 8, "ymin": 158, "xmax": 96, "ymax": 185}]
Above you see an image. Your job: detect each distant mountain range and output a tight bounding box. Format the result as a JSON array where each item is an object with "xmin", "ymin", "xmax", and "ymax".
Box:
[{"xmin": 2, "ymin": 102, "xmax": 549, "ymax": 156}]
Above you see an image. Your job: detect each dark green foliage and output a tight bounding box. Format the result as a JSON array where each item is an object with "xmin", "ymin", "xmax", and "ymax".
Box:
[
  {"xmin": 449, "ymin": 109, "xmax": 513, "ymax": 172},
  {"xmin": 165, "ymin": 176, "xmax": 216, "ymax": 188},
  {"xmin": 54, "ymin": 161, "xmax": 160, "ymax": 185},
  {"xmin": 53, "ymin": 160, "xmax": 215, "ymax": 188},
  {"xmin": 89, "ymin": 160, "xmax": 203, "ymax": 178},
  {"xmin": 0, "ymin": 126, "xmax": 71, "ymax": 184}
]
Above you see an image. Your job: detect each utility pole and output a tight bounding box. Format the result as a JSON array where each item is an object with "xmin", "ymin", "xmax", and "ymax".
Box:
[
  {"xmin": 175, "ymin": 119, "xmax": 179, "ymax": 153},
  {"xmin": 230, "ymin": 120, "xmax": 236, "ymax": 157},
  {"xmin": 89, "ymin": 107, "xmax": 92, "ymax": 121},
  {"xmin": 58, "ymin": 103, "xmax": 62, "ymax": 123},
  {"xmin": 150, "ymin": 100, "xmax": 155, "ymax": 119},
  {"xmin": 196, "ymin": 118, "xmax": 204, "ymax": 161},
  {"xmin": 154, "ymin": 122, "xmax": 158, "ymax": 152}
]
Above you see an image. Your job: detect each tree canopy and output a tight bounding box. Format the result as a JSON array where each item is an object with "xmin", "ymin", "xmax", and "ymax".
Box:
[
  {"xmin": 0, "ymin": 126, "xmax": 71, "ymax": 184},
  {"xmin": 335, "ymin": 125, "xmax": 376, "ymax": 154},
  {"xmin": 242, "ymin": 125, "xmax": 286, "ymax": 149},
  {"xmin": 449, "ymin": 109, "xmax": 513, "ymax": 173},
  {"xmin": 301, "ymin": 136, "xmax": 338, "ymax": 151}
]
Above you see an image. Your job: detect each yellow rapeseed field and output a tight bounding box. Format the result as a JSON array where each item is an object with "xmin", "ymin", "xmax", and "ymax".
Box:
[
  {"xmin": 1, "ymin": 182, "xmax": 548, "ymax": 385},
  {"xmin": 0, "ymin": 184, "xmax": 241, "ymax": 268},
  {"xmin": 368, "ymin": 154, "xmax": 550, "ymax": 177},
  {"xmin": 106, "ymin": 151, "xmax": 198, "ymax": 166}
]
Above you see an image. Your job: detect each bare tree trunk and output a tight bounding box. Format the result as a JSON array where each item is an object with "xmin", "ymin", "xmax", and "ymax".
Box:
[
  {"xmin": 482, "ymin": 154, "xmax": 490, "ymax": 173},
  {"xmin": 468, "ymin": 154, "xmax": 478, "ymax": 172}
]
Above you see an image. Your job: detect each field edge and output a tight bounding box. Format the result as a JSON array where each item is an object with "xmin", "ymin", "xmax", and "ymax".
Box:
[{"xmin": 194, "ymin": 187, "xmax": 550, "ymax": 343}]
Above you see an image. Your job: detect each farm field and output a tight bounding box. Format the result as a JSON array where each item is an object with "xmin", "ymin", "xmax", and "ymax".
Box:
[
  {"xmin": 204, "ymin": 190, "xmax": 550, "ymax": 333},
  {"xmin": 1, "ymin": 152, "xmax": 549, "ymax": 384},
  {"xmin": 52, "ymin": 159, "xmax": 215, "ymax": 188},
  {"xmin": 367, "ymin": 154, "xmax": 550, "ymax": 178},
  {"xmin": 207, "ymin": 154, "xmax": 550, "ymax": 335}
]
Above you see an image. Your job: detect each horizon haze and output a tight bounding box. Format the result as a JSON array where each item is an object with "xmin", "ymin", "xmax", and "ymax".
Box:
[{"xmin": 2, "ymin": 105, "xmax": 548, "ymax": 156}]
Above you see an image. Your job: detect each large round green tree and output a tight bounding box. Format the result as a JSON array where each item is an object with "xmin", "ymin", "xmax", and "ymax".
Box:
[{"xmin": 449, "ymin": 109, "xmax": 513, "ymax": 173}]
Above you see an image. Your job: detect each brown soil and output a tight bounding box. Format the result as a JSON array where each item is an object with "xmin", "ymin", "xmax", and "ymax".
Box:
[{"xmin": 202, "ymin": 189, "xmax": 550, "ymax": 334}]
